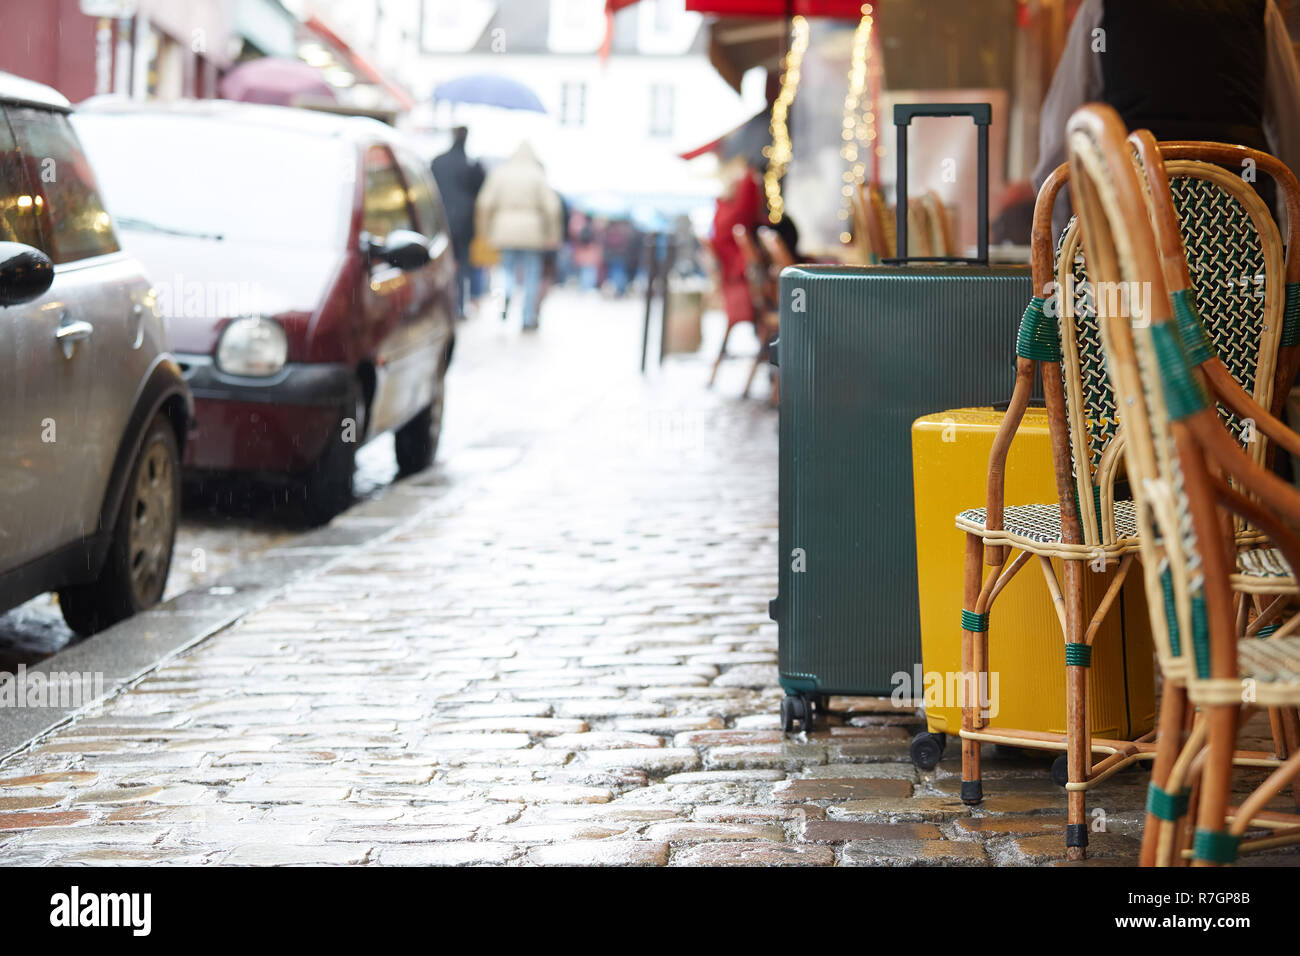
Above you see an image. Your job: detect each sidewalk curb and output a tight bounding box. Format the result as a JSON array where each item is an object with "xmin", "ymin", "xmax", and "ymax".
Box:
[{"xmin": 0, "ymin": 475, "xmax": 447, "ymax": 764}]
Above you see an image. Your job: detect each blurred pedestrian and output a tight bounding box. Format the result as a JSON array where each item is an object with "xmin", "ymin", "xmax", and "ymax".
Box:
[
  {"xmin": 475, "ymin": 141, "xmax": 562, "ymax": 331},
  {"xmin": 431, "ymin": 126, "xmax": 484, "ymax": 320},
  {"xmin": 1035, "ymin": 0, "xmax": 1300, "ymax": 235},
  {"xmin": 601, "ymin": 217, "xmax": 637, "ymax": 297},
  {"xmin": 709, "ymin": 160, "xmax": 763, "ymax": 333},
  {"xmin": 571, "ymin": 211, "xmax": 603, "ymax": 291}
]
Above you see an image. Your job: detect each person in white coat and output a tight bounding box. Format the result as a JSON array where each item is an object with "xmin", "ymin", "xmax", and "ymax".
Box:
[{"xmin": 475, "ymin": 141, "xmax": 562, "ymax": 330}]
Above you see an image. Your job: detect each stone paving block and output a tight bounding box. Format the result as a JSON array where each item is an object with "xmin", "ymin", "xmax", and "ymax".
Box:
[
  {"xmin": 703, "ymin": 743, "xmax": 827, "ymax": 771},
  {"xmin": 951, "ymin": 816, "xmax": 1065, "ymax": 839},
  {"xmin": 577, "ymin": 748, "xmax": 700, "ymax": 774},
  {"xmin": 841, "ymin": 838, "xmax": 988, "ymax": 866},
  {"xmin": 802, "ymin": 821, "xmax": 944, "ymax": 844},
  {"xmin": 223, "ymin": 843, "xmax": 370, "ymax": 866},
  {"xmin": 1004, "ymin": 831, "xmax": 1142, "ymax": 865},
  {"xmin": 644, "ymin": 822, "xmax": 785, "ymax": 843},
  {"xmin": 375, "ymin": 842, "xmax": 523, "ymax": 866},
  {"xmin": 485, "ymin": 784, "xmax": 614, "ymax": 804},
  {"xmin": 527, "ymin": 840, "xmax": 669, "ymax": 867},
  {"xmin": 826, "ymin": 797, "xmax": 971, "ymax": 822},
  {"xmin": 0, "ymin": 810, "xmax": 92, "ymax": 831},
  {"xmin": 693, "ymin": 805, "xmax": 826, "ymax": 823},
  {"xmin": 542, "ymin": 732, "xmax": 663, "ymax": 750},
  {"xmin": 773, "ymin": 778, "xmax": 913, "ymax": 802},
  {"xmin": 327, "ymin": 825, "xmax": 478, "ymax": 843},
  {"xmin": 672, "ymin": 842, "xmax": 834, "ymax": 867}
]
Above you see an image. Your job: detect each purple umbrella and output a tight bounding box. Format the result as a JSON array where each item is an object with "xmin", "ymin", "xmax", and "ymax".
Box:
[
  {"xmin": 219, "ymin": 58, "xmax": 337, "ymax": 108},
  {"xmin": 432, "ymin": 74, "xmax": 546, "ymax": 113}
]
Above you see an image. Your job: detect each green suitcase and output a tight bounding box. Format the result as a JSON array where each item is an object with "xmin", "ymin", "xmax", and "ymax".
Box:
[{"xmin": 771, "ymin": 264, "xmax": 1033, "ymax": 730}]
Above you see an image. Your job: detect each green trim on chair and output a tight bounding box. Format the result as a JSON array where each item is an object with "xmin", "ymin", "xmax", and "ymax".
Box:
[
  {"xmin": 1151, "ymin": 323, "xmax": 1210, "ymax": 421},
  {"xmin": 1065, "ymin": 643, "xmax": 1092, "ymax": 667},
  {"xmin": 1257, "ymin": 621, "xmax": 1280, "ymax": 637},
  {"xmin": 1016, "ymin": 297, "xmax": 1062, "ymax": 362},
  {"xmin": 1160, "ymin": 567, "xmax": 1181, "ymax": 658},
  {"xmin": 961, "ymin": 609, "xmax": 989, "ymax": 633},
  {"xmin": 1284, "ymin": 281, "xmax": 1300, "ymax": 348},
  {"xmin": 1170, "ymin": 289, "xmax": 1215, "ymax": 366},
  {"xmin": 1146, "ymin": 783, "xmax": 1190, "ymax": 821},
  {"xmin": 1191, "ymin": 594, "xmax": 1211, "ymax": 681},
  {"xmin": 1193, "ymin": 828, "xmax": 1240, "ymax": 864}
]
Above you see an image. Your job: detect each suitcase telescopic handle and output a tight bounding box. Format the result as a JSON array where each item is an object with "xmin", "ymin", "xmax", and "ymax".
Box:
[{"xmin": 887, "ymin": 102, "xmax": 991, "ymax": 267}]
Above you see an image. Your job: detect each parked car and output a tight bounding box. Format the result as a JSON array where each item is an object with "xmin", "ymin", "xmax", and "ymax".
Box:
[
  {"xmin": 0, "ymin": 73, "xmax": 191, "ymax": 635},
  {"xmin": 73, "ymin": 100, "xmax": 457, "ymax": 523}
]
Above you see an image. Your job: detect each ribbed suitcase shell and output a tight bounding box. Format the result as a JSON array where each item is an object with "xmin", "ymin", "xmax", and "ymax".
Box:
[
  {"xmin": 774, "ymin": 264, "xmax": 1032, "ymax": 697},
  {"xmin": 912, "ymin": 408, "xmax": 1155, "ymax": 740}
]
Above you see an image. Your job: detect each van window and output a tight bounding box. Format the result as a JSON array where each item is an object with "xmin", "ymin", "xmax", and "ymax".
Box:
[{"xmin": 6, "ymin": 107, "xmax": 119, "ymax": 263}]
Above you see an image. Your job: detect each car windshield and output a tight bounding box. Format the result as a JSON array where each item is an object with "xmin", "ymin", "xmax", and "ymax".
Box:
[{"xmin": 72, "ymin": 112, "xmax": 350, "ymax": 248}]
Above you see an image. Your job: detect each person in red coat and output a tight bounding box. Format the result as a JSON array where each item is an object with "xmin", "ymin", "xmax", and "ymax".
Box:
[{"xmin": 710, "ymin": 162, "xmax": 763, "ymax": 329}]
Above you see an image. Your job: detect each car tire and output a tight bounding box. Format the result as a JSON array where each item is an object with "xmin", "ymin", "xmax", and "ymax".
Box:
[
  {"xmin": 299, "ymin": 400, "xmax": 360, "ymax": 525},
  {"xmin": 394, "ymin": 371, "xmax": 445, "ymax": 475},
  {"xmin": 58, "ymin": 414, "xmax": 181, "ymax": 637}
]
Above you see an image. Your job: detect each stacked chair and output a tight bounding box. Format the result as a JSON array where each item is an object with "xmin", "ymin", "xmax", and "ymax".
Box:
[
  {"xmin": 953, "ymin": 117, "xmax": 1300, "ymax": 860},
  {"xmin": 1065, "ymin": 103, "xmax": 1300, "ymax": 866},
  {"xmin": 849, "ymin": 183, "xmax": 956, "ymax": 264}
]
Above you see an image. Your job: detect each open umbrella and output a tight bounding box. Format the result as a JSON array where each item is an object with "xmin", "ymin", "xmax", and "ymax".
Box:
[
  {"xmin": 219, "ymin": 57, "xmax": 336, "ymax": 107},
  {"xmin": 432, "ymin": 74, "xmax": 546, "ymax": 113}
]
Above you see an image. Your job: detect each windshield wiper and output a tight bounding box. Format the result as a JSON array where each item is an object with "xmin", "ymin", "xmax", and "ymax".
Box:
[{"xmin": 114, "ymin": 216, "xmax": 224, "ymax": 241}]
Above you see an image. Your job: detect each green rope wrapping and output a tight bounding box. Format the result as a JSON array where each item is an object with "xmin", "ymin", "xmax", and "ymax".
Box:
[
  {"xmin": 1065, "ymin": 642, "xmax": 1092, "ymax": 667},
  {"xmin": 961, "ymin": 609, "xmax": 989, "ymax": 633},
  {"xmin": 1193, "ymin": 828, "xmax": 1240, "ymax": 864},
  {"xmin": 1284, "ymin": 282, "xmax": 1300, "ymax": 348},
  {"xmin": 1258, "ymin": 621, "xmax": 1280, "ymax": 637},
  {"xmin": 1191, "ymin": 594, "xmax": 1211, "ymax": 681},
  {"xmin": 1016, "ymin": 297, "xmax": 1061, "ymax": 362},
  {"xmin": 1170, "ymin": 289, "xmax": 1215, "ymax": 366},
  {"xmin": 1072, "ymin": 486, "xmax": 1105, "ymax": 538},
  {"xmin": 1146, "ymin": 783, "xmax": 1191, "ymax": 821},
  {"xmin": 1161, "ymin": 567, "xmax": 1182, "ymax": 658},
  {"xmin": 1151, "ymin": 323, "xmax": 1210, "ymax": 421}
]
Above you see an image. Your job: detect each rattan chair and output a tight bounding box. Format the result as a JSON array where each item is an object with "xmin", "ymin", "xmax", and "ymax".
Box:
[
  {"xmin": 1068, "ymin": 103, "xmax": 1300, "ymax": 866},
  {"xmin": 955, "ymin": 140, "xmax": 1299, "ymax": 860},
  {"xmin": 733, "ymin": 225, "xmax": 779, "ymax": 401}
]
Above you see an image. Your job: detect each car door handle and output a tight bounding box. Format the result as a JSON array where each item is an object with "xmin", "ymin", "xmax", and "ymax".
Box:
[{"xmin": 55, "ymin": 317, "xmax": 94, "ymax": 358}]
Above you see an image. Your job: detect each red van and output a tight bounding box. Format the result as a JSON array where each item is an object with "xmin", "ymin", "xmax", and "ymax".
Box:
[{"xmin": 74, "ymin": 100, "xmax": 456, "ymax": 522}]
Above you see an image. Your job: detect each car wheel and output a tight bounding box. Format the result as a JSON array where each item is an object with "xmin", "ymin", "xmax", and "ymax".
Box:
[
  {"xmin": 394, "ymin": 371, "xmax": 445, "ymax": 475},
  {"xmin": 58, "ymin": 414, "xmax": 181, "ymax": 636},
  {"xmin": 299, "ymin": 399, "xmax": 360, "ymax": 525}
]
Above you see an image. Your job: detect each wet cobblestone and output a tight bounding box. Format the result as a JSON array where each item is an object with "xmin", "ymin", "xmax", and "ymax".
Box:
[{"xmin": 2, "ymin": 292, "xmax": 1297, "ymax": 866}]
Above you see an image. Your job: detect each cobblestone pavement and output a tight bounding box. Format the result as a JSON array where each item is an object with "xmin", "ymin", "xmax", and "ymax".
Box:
[{"xmin": 0, "ymin": 290, "xmax": 1295, "ymax": 867}]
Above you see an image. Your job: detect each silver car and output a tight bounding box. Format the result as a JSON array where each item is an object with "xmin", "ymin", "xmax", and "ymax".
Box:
[{"xmin": 0, "ymin": 72, "xmax": 191, "ymax": 635}]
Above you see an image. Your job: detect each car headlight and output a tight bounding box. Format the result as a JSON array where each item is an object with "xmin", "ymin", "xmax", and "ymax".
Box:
[{"xmin": 216, "ymin": 316, "xmax": 287, "ymax": 376}]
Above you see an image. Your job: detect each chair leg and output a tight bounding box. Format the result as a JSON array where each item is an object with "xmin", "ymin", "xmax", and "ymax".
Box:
[
  {"xmin": 1191, "ymin": 705, "xmax": 1240, "ymax": 867},
  {"xmin": 1063, "ymin": 560, "xmax": 1090, "ymax": 861},
  {"xmin": 743, "ymin": 339, "xmax": 766, "ymax": 398},
  {"xmin": 708, "ymin": 323, "xmax": 733, "ymax": 387},
  {"xmin": 960, "ymin": 532, "xmax": 985, "ymax": 806},
  {"xmin": 1141, "ymin": 682, "xmax": 1188, "ymax": 867}
]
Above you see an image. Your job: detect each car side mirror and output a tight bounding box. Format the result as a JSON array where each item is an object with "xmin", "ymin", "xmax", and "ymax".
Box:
[
  {"xmin": 0, "ymin": 242, "xmax": 54, "ymax": 307},
  {"xmin": 368, "ymin": 230, "xmax": 431, "ymax": 271}
]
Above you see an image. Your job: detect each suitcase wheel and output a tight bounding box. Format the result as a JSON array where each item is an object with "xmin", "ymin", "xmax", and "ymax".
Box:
[
  {"xmin": 780, "ymin": 695, "xmax": 816, "ymax": 734},
  {"xmin": 909, "ymin": 731, "xmax": 947, "ymax": 771}
]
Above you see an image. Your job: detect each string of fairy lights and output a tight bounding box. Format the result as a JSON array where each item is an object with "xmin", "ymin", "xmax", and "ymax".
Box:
[
  {"xmin": 763, "ymin": 8, "xmax": 878, "ymax": 233},
  {"xmin": 762, "ymin": 14, "xmax": 810, "ymax": 225},
  {"xmin": 838, "ymin": 6, "xmax": 877, "ymax": 243}
]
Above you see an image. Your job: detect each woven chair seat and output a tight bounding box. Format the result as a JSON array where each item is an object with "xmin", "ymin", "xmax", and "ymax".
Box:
[
  {"xmin": 955, "ymin": 500, "xmax": 1139, "ymax": 555},
  {"xmin": 1237, "ymin": 636, "xmax": 1300, "ymax": 684},
  {"xmin": 1232, "ymin": 547, "xmax": 1298, "ymax": 593}
]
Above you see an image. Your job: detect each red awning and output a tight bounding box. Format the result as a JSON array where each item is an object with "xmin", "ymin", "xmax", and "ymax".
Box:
[
  {"xmin": 304, "ymin": 14, "xmax": 416, "ymax": 112},
  {"xmin": 607, "ymin": 0, "xmax": 864, "ymax": 16}
]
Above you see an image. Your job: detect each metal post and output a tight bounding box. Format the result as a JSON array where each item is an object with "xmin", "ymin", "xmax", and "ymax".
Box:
[
  {"xmin": 657, "ymin": 235, "xmax": 677, "ymax": 366},
  {"xmin": 640, "ymin": 235, "xmax": 659, "ymax": 373}
]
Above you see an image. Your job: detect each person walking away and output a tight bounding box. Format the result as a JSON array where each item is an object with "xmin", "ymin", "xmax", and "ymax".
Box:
[
  {"xmin": 1034, "ymin": 0, "xmax": 1300, "ymax": 237},
  {"xmin": 431, "ymin": 126, "xmax": 485, "ymax": 320},
  {"xmin": 602, "ymin": 218, "xmax": 634, "ymax": 297},
  {"xmin": 475, "ymin": 141, "xmax": 562, "ymax": 331}
]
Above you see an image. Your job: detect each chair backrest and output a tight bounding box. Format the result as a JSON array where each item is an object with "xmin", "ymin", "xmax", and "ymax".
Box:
[
  {"xmin": 1065, "ymin": 104, "xmax": 1219, "ymax": 681},
  {"xmin": 1027, "ymin": 147, "xmax": 1289, "ymax": 547},
  {"xmin": 922, "ymin": 191, "xmax": 956, "ymax": 257},
  {"xmin": 732, "ymin": 224, "xmax": 773, "ymax": 310},
  {"xmin": 757, "ymin": 226, "xmax": 795, "ymax": 271}
]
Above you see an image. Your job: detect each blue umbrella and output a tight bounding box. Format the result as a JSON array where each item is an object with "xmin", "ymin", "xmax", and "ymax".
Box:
[{"xmin": 432, "ymin": 74, "xmax": 546, "ymax": 113}]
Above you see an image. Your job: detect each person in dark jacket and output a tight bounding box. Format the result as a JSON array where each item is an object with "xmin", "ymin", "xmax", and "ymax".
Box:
[
  {"xmin": 431, "ymin": 126, "xmax": 485, "ymax": 320},
  {"xmin": 1035, "ymin": 0, "xmax": 1300, "ymax": 236}
]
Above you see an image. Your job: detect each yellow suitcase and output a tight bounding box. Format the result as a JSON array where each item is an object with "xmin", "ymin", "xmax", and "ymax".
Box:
[{"xmin": 910, "ymin": 407, "xmax": 1155, "ymax": 765}]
